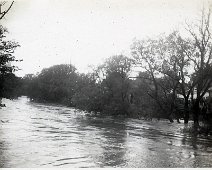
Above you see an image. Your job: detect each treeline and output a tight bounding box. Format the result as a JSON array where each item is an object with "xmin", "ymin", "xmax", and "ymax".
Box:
[
  {"xmin": 5, "ymin": 40, "xmax": 211, "ymax": 124},
  {"xmin": 1, "ymin": 9, "xmax": 212, "ymax": 127},
  {"xmin": 19, "ymin": 57, "xmax": 162, "ymax": 119}
]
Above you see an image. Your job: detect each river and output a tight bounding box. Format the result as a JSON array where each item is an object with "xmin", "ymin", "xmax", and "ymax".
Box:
[{"xmin": 0, "ymin": 96, "xmax": 212, "ymax": 168}]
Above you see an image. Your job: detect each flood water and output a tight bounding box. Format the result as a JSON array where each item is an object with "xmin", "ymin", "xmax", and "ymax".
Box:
[{"xmin": 0, "ymin": 96, "xmax": 212, "ymax": 168}]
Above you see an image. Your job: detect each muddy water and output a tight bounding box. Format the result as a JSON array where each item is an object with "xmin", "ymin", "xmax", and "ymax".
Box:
[{"xmin": 0, "ymin": 96, "xmax": 212, "ymax": 168}]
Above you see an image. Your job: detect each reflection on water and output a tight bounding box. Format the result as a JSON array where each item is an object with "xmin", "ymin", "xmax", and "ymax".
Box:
[{"xmin": 0, "ymin": 96, "xmax": 212, "ymax": 168}]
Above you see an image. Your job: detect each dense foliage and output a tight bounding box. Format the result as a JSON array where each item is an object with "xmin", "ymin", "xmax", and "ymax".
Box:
[
  {"xmin": 19, "ymin": 9, "xmax": 212, "ymax": 127},
  {"xmin": 0, "ymin": 26, "xmax": 21, "ymax": 102},
  {"xmin": 0, "ymin": 2, "xmax": 21, "ymax": 104},
  {"xmin": 0, "ymin": 72, "xmax": 22, "ymax": 99},
  {"xmin": 20, "ymin": 51, "xmax": 212, "ymax": 125},
  {"xmin": 1, "ymin": 5, "xmax": 212, "ymax": 132}
]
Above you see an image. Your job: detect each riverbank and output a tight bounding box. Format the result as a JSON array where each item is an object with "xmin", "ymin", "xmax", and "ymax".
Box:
[{"xmin": 2, "ymin": 96, "xmax": 212, "ymax": 137}]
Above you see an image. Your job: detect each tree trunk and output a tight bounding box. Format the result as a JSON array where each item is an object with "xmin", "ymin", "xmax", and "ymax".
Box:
[
  {"xmin": 193, "ymin": 101, "xmax": 200, "ymax": 126},
  {"xmin": 169, "ymin": 117, "xmax": 174, "ymax": 123},
  {"xmin": 168, "ymin": 113, "xmax": 174, "ymax": 123},
  {"xmin": 184, "ymin": 99, "xmax": 189, "ymax": 124},
  {"xmin": 177, "ymin": 118, "xmax": 180, "ymax": 123}
]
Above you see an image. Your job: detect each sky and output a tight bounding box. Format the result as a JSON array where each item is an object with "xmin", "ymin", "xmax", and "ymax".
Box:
[{"xmin": 1, "ymin": 0, "xmax": 211, "ymax": 77}]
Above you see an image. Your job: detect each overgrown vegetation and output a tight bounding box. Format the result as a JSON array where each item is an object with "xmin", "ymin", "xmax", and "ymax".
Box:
[{"xmin": 1, "ymin": 3, "xmax": 212, "ymax": 133}]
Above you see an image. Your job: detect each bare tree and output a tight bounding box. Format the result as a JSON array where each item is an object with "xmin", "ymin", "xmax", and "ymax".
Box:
[
  {"xmin": 160, "ymin": 32, "xmax": 195, "ymax": 124},
  {"xmin": 186, "ymin": 8, "xmax": 212, "ymax": 126},
  {"xmin": 131, "ymin": 37, "xmax": 176, "ymax": 122}
]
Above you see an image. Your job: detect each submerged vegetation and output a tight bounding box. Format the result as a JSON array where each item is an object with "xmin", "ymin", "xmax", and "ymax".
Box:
[
  {"xmin": 20, "ymin": 9, "xmax": 212, "ymax": 128},
  {"xmin": 0, "ymin": 3, "xmax": 212, "ymax": 134}
]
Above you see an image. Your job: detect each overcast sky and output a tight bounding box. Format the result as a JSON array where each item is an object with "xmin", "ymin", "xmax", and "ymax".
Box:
[{"xmin": 1, "ymin": 0, "xmax": 211, "ymax": 77}]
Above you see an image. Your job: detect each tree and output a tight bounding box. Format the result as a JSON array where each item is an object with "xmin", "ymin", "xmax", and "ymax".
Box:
[
  {"xmin": 131, "ymin": 36, "xmax": 180, "ymax": 122},
  {"xmin": 130, "ymin": 71, "xmax": 163, "ymax": 120},
  {"xmin": 26, "ymin": 64, "xmax": 78, "ymax": 105},
  {"xmin": 157, "ymin": 32, "xmax": 194, "ymax": 123},
  {"xmin": 186, "ymin": 8, "xmax": 212, "ymax": 126},
  {"xmin": 0, "ymin": 72, "xmax": 22, "ymax": 99},
  {"xmin": 98, "ymin": 55, "xmax": 133, "ymax": 115},
  {"xmin": 0, "ymin": 26, "xmax": 20, "ymax": 75},
  {"xmin": 0, "ymin": 1, "xmax": 19, "ymax": 75},
  {"xmin": 0, "ymin": 1, "xmax": 20, "ymax": 106},
  {"xmin": 71, "ymin": 73, "xmax": 104, "ymax": 112},
  {"xmin": 131, "ymin": 8, "xmax": 212, "ymax": 125}
]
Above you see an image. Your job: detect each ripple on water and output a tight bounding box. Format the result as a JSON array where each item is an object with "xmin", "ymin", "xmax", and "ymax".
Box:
[{"xmin": 1, "ymin": 97, "xmax": 212, "ymax": 168}]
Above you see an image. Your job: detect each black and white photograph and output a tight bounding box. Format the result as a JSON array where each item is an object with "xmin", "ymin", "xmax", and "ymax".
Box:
[{"xmin": 0, "ymin": 0, "xmax": 212, "ymax": 168}]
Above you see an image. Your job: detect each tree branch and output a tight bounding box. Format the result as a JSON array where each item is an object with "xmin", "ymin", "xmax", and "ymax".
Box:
[{"xmin": 0, "ymin": 1, "xmax": 14, "ymax": 20}]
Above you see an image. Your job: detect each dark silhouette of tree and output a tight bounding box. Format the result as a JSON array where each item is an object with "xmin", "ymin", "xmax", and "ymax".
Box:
[
  {"xmin": 0, "ymin": 1, "xmax": 19, "ymax": 75},
  {"xmin": 130, "ymin": 71, "xmax": 162, "ymax": 120},
  {"xmin": 156, "ymin": 32, "xmax": 194, "ymax": 123},
  {"xmin": 0, "ymin": 26, "xmax": 20, "ymax": 75},
  {"xmin": 0, "ymin": 72, "xmax": 22, "ymax": 99},
  {"xmin": 72, "ymin": 55, "xmax": 133, "ymax": 115},
  {"xmin": 72, "ymin": 73, "xmax": 104, "ymax": 112},
  {"xmin": 131, "ymin": 36, "xmax": 180, "ymax": 122},
  {"xmin": 0, "ymin": 1, "xmax": 20, "ymax": 106},
  {"xmin": 185, "ymin": 8, "xmax": 212, "ymax": 126},
  {"xmin": 98, "ymin": 55, "xmax": 132, "ymax": 115},
  {"xmin": 25, "ymin": 64, "xmax": 78, "ymax": 105},
  {"xmin": 131, "ymin": 8, "xmax": 212, "ymax": 125}
]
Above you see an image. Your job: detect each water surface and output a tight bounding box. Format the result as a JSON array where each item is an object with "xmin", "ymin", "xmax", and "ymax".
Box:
[{"xmin": 0, "ymin": 96, "xmax": 212, "ymax": 168}]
